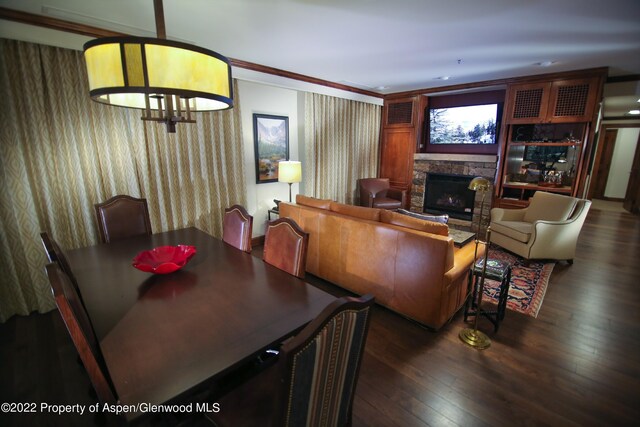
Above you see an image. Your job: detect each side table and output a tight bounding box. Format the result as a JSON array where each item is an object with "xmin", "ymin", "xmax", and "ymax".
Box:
[
  {"xmin": 464, "ymin": 258, "xmax": 511, "ymax": 332},
  {"xmin": 267, "ymin": 208, "xmax": 279, "ymax": 221}
]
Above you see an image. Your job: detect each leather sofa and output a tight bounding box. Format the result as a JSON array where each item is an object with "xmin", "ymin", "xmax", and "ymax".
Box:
[{"xmin": 279, "ymin": 195, "xmax": 483, "ymax": 330}]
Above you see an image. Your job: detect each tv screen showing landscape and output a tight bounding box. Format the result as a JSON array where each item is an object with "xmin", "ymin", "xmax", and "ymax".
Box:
[{"xmin": 429, "ymin": 104, "xmax": 498, "ymax": 145}]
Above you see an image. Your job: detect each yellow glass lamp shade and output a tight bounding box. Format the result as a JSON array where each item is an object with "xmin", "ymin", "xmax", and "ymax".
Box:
[
  {"xmin": 83, "ymin": 37, "xmax": 233, "ymax": 112},
  {"xmin": 468, "ymin": 177, "xmax": 491, "ymax": 192},
  {"xmin": 278, "ymin": 161, "xmax": 302, "ymax": 184}
]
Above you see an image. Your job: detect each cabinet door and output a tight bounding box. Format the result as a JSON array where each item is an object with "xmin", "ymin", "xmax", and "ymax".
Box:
[
  {"xmin": 547, "ymin": 78, "xmax": 599, "ymax": 122},
  {"xmin": 379, "ymin": 127, "xmax": 415, "ymax": 190},
  {"xmin": 505, "ymin": 82, "xmax": 550, "ymax": 124}
]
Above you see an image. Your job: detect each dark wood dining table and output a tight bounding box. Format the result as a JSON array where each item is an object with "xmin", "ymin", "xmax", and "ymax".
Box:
[{"xmin": 65, "ymin": 227, "xmax": 336, "ymax": 422}]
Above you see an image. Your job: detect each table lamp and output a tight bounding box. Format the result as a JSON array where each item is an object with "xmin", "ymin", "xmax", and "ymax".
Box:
[
  {"xmin": 459, "ymin": 176, "xmax": 492, "ymax": 350},
  {"xmin": 278, "ymin": 161, "xmax": 302, "ymax": 203}
]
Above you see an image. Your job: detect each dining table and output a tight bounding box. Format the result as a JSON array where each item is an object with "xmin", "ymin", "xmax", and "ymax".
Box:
[{"xmin": 65, "ymin": 227, "xmax": 337, "ymax": 422}]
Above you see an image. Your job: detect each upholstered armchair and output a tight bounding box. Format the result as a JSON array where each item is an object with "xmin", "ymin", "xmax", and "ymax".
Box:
[
  {"xmin": 357, "ymin": 178, "xmax": 407, "ymax": 209},
  {"xmin": 490, "ymin": 191, "xmax": 591, "ymax": 264}
]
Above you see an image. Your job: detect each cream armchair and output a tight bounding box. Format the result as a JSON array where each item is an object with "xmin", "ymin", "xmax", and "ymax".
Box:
[{"xmin": 490, "ymin": 191, "xmax": 591, "ymax": 264}]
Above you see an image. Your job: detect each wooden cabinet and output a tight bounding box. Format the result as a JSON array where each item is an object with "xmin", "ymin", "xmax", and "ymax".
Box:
[
  {"xmin": 505, "ymin": 77, "xmax": 600, "ymax": 124},
  {"xmin": 378, "ymin": 96, "xmax": 424, "ymax": 197},
  {"xmin": 496, "ymin": 72, "xmax": 605, "ymax": 206}
]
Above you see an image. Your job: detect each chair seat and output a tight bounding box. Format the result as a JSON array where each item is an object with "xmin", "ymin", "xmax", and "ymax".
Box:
[
  {"xmin": 491, "ymin": 220, "xmax": 532, "ymax": 243},
  {"xmin": 373, "ymin": 197, "xmax": 402, "ymax": 209}
]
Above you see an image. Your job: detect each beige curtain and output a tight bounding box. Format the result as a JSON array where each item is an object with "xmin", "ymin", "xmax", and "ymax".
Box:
[
  {"xmin": 304, "ymin": 92, "xmax": 381, "ymax": 203},
  {"xmin": 0, "ymin": 39, "xmax": 245, "ymax": 322}
]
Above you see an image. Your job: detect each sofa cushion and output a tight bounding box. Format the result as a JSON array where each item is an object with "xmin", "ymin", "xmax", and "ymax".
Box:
[
  {"xmin": 491, "ymin": 220, "xmax": 533, "ymax": 243},
  {"xmin": 296, "ymin": 195, "xmax": 332, "ymax": 210},
  {"xmin": 396, "ymin": 208, "xmax": 449, "ymax": 224},
  {"xmin": 523, "ymin": 191, "xmax": 578, "ymax": 223},
  {"xmin": 329, "ymin": 202, "xmax": 381, "ymax": 222},
  {"xmin": 380, "ymin": 210, "xmax": 449, "ymax": 236}
]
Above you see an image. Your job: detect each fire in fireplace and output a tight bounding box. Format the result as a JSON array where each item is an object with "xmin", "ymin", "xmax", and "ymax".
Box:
[{"xmin": 423, "ymin": 173, "xmax": 475, "ymax": 220}]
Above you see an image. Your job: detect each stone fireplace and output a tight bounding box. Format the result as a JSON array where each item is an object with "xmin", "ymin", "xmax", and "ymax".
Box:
[
  {"xmin": 423, "ymin": 173, "xmax": 476, "ymax": 221},
  {"xmin": 411, "ymin": 154, "xmax": 497, "ymax": 233}
]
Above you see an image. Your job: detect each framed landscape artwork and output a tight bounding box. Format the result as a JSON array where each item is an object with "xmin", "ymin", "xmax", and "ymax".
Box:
[{"xmin": 253, "ymin": 113, "xmax": 289, "ymax": 184}]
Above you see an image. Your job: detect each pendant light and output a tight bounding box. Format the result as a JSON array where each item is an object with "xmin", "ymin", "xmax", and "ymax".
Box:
[{"xmin": 83, "ymin": 0, "xmax": 233, "ymax": 133}]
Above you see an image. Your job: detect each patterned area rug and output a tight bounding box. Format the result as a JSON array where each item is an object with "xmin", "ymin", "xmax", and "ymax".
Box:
[{"xmin": 480, "ymin": 244, "xmax": 555, "ymax": 318}]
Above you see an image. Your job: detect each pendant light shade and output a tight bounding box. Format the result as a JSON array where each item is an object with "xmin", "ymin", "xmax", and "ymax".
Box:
[
  {"xmin": 82, "ymin": 0, "xmax": 233, "ymax": 133},
  {"xmin": 84, "ymin": 37, "xmax": 232, "ymax": 112}
]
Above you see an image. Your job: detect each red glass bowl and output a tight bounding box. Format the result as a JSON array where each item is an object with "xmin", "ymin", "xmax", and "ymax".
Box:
[{"xmin": 132, "ymin": 245, "xmax": 197, "ymax": 274}]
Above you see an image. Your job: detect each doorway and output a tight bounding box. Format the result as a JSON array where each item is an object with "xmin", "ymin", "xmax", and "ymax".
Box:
[{"xmin": 589, "ymin": 125, "xmax": 640, "ymax": 213}]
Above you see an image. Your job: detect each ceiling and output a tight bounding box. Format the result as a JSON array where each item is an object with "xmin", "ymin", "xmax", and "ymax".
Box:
[{"xmin": 1, "ymin": 0, "xmax": 640, "ymax": 116}]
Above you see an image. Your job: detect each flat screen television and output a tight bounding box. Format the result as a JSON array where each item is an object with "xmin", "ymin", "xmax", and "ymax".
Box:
[{"xmin": 429, "ymin": 103, "xmax": 499, "ymax": 145}]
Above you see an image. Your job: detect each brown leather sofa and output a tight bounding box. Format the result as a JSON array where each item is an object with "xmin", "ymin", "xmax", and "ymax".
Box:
[{"xmin": 280, "ymin": 195, "xmax": 483, "ymax": 330}]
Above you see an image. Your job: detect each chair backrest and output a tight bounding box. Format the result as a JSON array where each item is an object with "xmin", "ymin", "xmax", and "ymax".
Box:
[
  {"xmin": 278, "ymin": 294, "xmax": 375, "ymax": 427},
  {"xmin": 94, "ymin": 195, "xmax": 152, "ymax": 243},
  {"xmin": 46, "ymin": 263, "xmax": 116, "ymax": 404},
  {"xmin": 523, "ymin": 191, "xmax": 578, "ymax": 223},
  {"xmin": 40, "ymin": 232, "xmax": 79, "ymax": 293},
  {"xmin": 222, "ymin": 205, "xmax": 253, "ymax": 253},
  {"xmin": 263, "ymin": 217, "xmax": 309, "ymax": 278},
  {"xmin": 358, "ymin": 178, "xmax": 390, "ymax": 207}
]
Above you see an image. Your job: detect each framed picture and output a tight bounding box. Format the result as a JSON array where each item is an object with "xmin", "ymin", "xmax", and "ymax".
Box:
[{"xmin": 253, "ymin": 113, "xmax": 289, "ymax": 184}]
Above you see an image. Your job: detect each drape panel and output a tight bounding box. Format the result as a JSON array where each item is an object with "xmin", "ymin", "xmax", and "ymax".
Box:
[
  {"xmin": 304, "ymin": 92, "xmax": 381, "ymax": 203},
  {"xmin": 0, "ymin": 39, "xmax": 245, "ymax": 322}
]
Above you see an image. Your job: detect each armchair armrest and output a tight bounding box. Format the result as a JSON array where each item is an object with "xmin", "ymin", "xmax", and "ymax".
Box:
[
  {"xmin": 387, "ymin": 187, "xmax": 408, "ymax": 206},
  {"xmin": 491, "ymin": 206, "xmax": 527, "ymax": 222},
  {"xmin": 359, "ymin": 189, "xmax": 375, "ymax": 208}
]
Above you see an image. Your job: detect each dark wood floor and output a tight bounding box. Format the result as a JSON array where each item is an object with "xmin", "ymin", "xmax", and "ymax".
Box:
[{"xmin": 1, "ymin": 205, "xmax": 639, "ymax": 426}]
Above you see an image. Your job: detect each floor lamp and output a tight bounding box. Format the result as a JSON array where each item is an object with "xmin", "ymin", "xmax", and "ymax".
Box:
[
  {"xmin": 278, "ymin": 161, "xmax": 302, "ymax": 203},
  {"xmin": 459, "ymin": 177, "xmax": 492, "ymax": 350}
]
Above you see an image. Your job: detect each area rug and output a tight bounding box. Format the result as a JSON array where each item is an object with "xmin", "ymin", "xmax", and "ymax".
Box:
[{"xmin": 479, "ymin": 244, "xmax": 555, "ymax": 318}]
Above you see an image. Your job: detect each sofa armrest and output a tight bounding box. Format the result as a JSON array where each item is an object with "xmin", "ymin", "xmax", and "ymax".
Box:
[
  {"xmin": 445, "ymin": 241, "xmax": 486, "ymax": 284},
  {"xmin": 387, "ymin": 188, "xmax": 408, "ymax": 206},
  {"xmin": 491, "ymin": 206, "xmax": 527, "ymax": 222}
]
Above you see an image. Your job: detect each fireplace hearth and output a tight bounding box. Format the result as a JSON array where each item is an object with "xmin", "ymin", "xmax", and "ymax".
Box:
[{"xmin": 423, "ymin": 173, "xmax": 475, "ymax": 220}]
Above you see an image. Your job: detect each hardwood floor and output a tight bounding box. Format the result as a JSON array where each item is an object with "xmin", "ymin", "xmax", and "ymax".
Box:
[{"xmin": 1, "ymin": 206, "xmax": 638, "ymax": 426}]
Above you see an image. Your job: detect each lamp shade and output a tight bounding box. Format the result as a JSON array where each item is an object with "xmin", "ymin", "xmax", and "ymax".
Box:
[
  {"xmin": 468, "ymin": 177, "xmax": 491, "ymax": 192},
  {"xmin": 278, "ymin": 161, "xmax": 302, "ymax": 183},
  {"xmin": 83, "ymin": 37, "xmax": 233, "ymax": 112}
]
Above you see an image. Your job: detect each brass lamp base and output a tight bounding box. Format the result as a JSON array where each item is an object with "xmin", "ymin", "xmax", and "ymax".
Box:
[{"xmin": 459, "ymin": 327, "xmax": 491, "ymax": 350}]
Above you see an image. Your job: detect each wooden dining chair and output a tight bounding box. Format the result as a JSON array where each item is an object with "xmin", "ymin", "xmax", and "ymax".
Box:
[
  {"xmin": 263, "ymin": 217, "xmax": 309, "ymax": 278},
  {"xmin": 222, "ymin": 204, "xmax": 253, "ymax": 253},
  {"xmin": 46, "ymin": 263, "xmax": 117, "ymax": 405},
  {"xmin": 94, "ymin": 195, "xmax": 152, "ymax": 243},
  {"xmin": 40, "ymin": 232, "xmax": 80, "ymax": 293},
  {"xmin": 207, "ymin": 294, "xmax": 375, "ymax": 427}
]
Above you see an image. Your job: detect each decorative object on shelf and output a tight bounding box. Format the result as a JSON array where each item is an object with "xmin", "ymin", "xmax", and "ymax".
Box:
[
  {"xmin": 83, "ymin": 0, "xmax": 232, "ymax": 133},
  {"xmin": 278, "ymin": 161, "xmax": 302, "ymax": 202},
  {"xmin": 132, "ymin": 245, "xmax": 197, "ymax": 274},
  {"xmin": 459, "ymin": 177, "xmax": 492, "ymax": 350},
  {"xmin": 253, "ymin": 114, "xmax": 289, "ymax": 183}
]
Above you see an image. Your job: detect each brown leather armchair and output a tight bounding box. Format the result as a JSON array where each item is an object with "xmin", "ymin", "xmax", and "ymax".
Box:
[{"xmin": 357, "ymin": 178, "xmax": 407, "ymax": 209}]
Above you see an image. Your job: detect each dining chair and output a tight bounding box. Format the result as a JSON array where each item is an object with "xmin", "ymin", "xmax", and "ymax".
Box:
[
  {"xmin": 40, "ymin": 232, "xmax": 80, "ymax": 293},
  {"xmin": 46, "ymin": 263, "xmax": 117, "ymax": 405},
  {"xmin": 206, "ymin": 294, "xmax": 375, "ymax": 427},
  {"xmin": 94, "ymin": 195, "xmax": 152, "ymax": 243},
  {"xmin": 222, "ymin": 204, "xmax": 253, "ymax": 253},
  {"xmin": 263, "ymin": 217, "xmax": 309, "ymax": 278}
]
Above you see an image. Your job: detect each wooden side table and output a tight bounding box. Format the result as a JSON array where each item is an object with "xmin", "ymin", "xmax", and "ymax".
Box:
[
  {"xmin": 268, "ymin": 209, "xmax": 279, "ymax": 221},
  {"xmin": 464, "ymin": 258, "xmax": 512, "ymax": 332}
]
